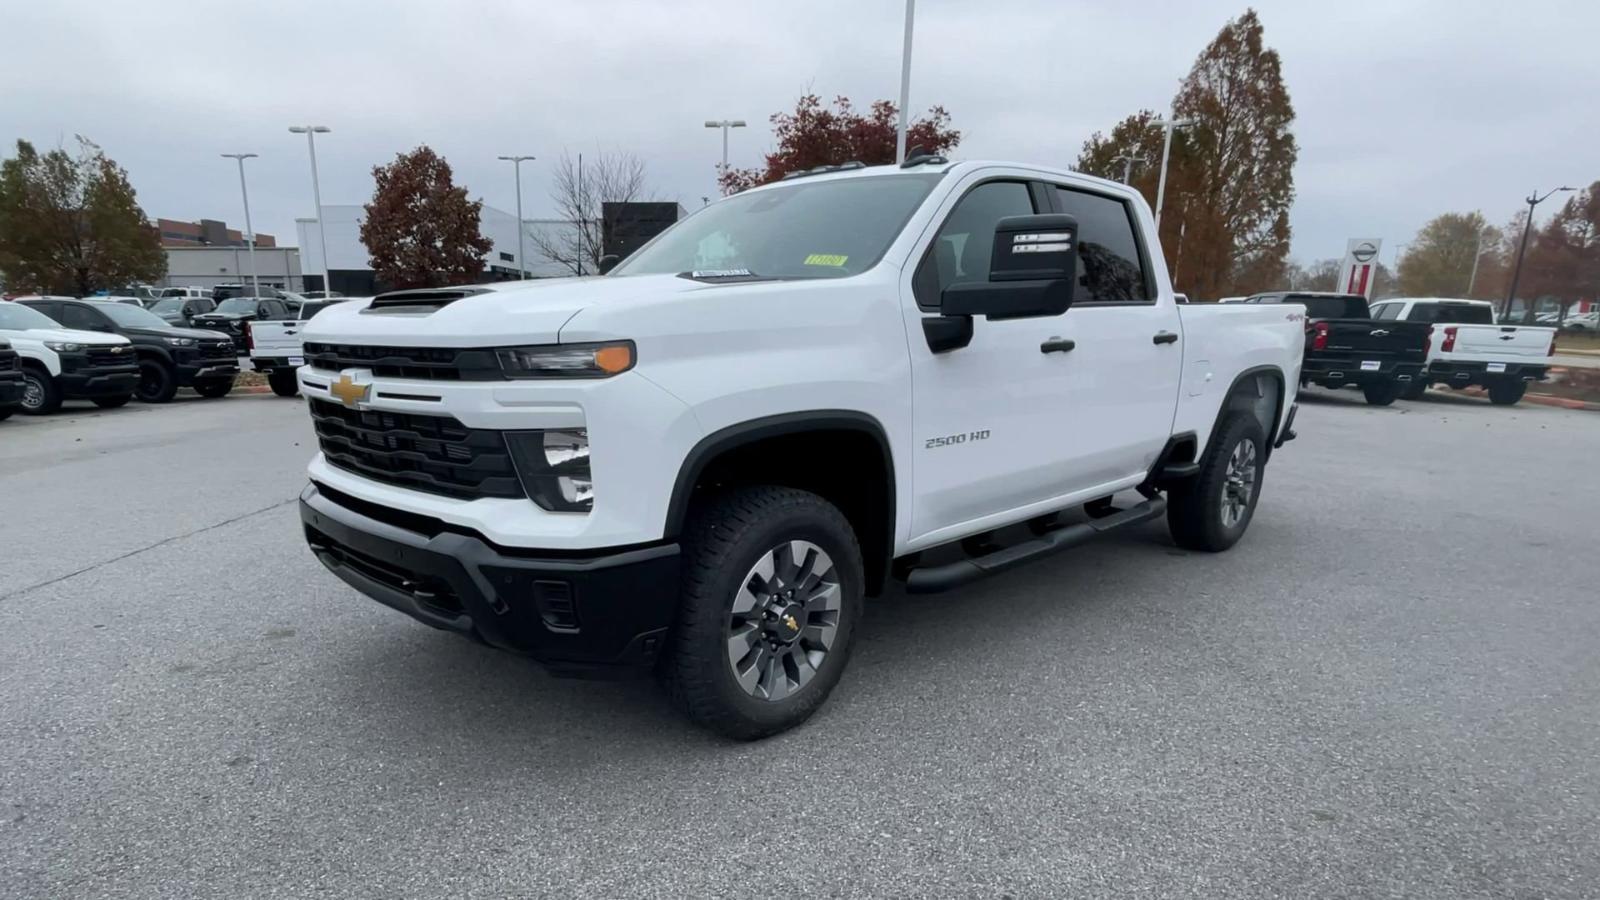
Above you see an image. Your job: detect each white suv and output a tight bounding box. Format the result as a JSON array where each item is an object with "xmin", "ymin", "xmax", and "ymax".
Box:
[{"xmin": 0, "ymin": 300, "xmax": 139, "ymax": 413}]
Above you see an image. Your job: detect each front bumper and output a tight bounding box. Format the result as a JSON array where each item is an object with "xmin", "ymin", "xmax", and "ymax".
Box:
[
  {"xmin": 1302, "ymin": 358, "xmax": 1423, "ymax": 387},
  {"xmin": 1425, "ymin": 361, "xmax": 1548, "ymax": 386},
  {"xmin": 300, "ymin": 481, "xmax": 681, "ymax": 676},
  {"xmin": 58, "ymin": 365, "xmax": 139, "ymax": 398}
]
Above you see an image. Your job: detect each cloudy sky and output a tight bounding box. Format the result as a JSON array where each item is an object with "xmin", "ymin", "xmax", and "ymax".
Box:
[{"xmin": 5, "ymin": 0, "xmax": 1595, "ymax": 264}]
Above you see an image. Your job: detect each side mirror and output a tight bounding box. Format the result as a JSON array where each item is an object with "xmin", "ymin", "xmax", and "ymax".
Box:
[
  {"xmin": 598, "ymin": 253, "xmax": 621, "ymax": 275},
  {"xmin": 940, "ymin": 214, "xmax": 1078, "ymax": 320}
]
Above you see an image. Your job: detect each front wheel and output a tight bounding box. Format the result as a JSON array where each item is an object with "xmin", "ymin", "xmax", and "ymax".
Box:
[
  {"xmin": 1167, "ymin": 413, "xmax": 1265, "ymax": 552},
  {"xmin": 662, "ymin": 486, "xmax": 864, "ymax": 740},
  {"xmin": 1362, "ymin": 380, "xmax": 1399, "ymax": 406},
  {"xmin": 135, "ymin": 360, "xmax": 178, "ymax": 404},
  {"xmin": 266, "ymin": 369, "xmax": 299, "ymax": 398},
  {"xmin": 1488, "ymin": 380, "xmax": 1526, "ymax": 405},
  {"xmin": 19, "ymin": 369, "xmax": 61, "ymax": 415}
]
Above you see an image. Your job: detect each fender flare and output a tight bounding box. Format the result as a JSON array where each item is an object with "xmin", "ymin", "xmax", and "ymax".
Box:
[
  {"xmin": 664, "ymin": 410, "xmax": 896, "ymax": 537},
  {"xmin": 136, "ymin": 344, "xmax": 176, "ymax": 368},
  {"xmin": 1205, "ymin": 365, "xmax": 1288, "ymax": 462}
]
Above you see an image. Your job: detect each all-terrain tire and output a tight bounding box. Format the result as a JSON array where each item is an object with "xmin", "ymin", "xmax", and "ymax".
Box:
[
  {"xmin": 1488, "ymin": 380, "xmax": 1526, "ymax": 406},
  {"xmin": 135, "ymin": 360, "xmax": 178, "ymax": 404},
  {"xmin": 20, "ymin": 368, "xmax": 61, "ymax": 415},
  {"xmin": 662, "ymin": 486, "xmax": 864, "ymax": 740},
  {"xmin": 1167, "ymin": 413, "xmax": 1266, "ymax": 553}
]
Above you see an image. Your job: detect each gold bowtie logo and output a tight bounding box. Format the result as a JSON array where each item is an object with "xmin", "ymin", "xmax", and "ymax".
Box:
[
  {"xmin": 330, "ymin": 374, "xmax": 370, "ymax": 408},
  {"xmin": 783, "ymin": 613, "xmax": 799, "ymax": 632}
]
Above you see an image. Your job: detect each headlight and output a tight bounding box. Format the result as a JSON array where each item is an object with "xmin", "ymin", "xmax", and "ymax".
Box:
[
  {"xmin": 44, "ymin": 341, "xmax": 84, "ymax": 352},
  {"xmin": 164, "ymin": 337, "xmax": 197, "ymax": 347},
  {"xmin": 505, "ymin": 429, "xmax": 593, "ymax": 512},
  {"xmin": 496, "ymin": 341, "xmax": 634, "ymax": 379}
]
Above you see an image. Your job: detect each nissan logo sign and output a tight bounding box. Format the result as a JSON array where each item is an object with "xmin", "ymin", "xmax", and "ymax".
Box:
[{"xmin": 1352, "ymin": 242, "xmax": 1379, "ymax": 263}]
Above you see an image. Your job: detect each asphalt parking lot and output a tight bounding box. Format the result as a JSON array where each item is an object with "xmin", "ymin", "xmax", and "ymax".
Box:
[{"xmin": 2, "ymin": 390, "xmax": 1598, "ymax": 899}]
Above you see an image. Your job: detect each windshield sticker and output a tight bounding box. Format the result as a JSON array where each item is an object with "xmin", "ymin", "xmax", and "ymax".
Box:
[{"xmin": 803, "ymin": 254, "xmax": 849, "ymax": 267}]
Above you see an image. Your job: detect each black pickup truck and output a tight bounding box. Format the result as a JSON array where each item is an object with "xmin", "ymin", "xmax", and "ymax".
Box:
[
  {"xmin": 1244, "ymin": 291, "xmax": 1429, "ymax": 406},
  {"xmin": 0, "ymin": 339, "xmax": 24, "ymax": 421},
  {"xmin": 20, "ymin": 298, "xmax": 239, "ymax": 403}
]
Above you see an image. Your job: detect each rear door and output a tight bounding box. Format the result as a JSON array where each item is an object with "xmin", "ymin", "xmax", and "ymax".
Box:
[{"xmin": 1043, "ymin": 182, "xmax": 1182, "ymax": 491}]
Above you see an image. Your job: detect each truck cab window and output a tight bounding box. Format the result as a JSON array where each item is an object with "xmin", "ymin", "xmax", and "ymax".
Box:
[
  {"xmin": 60, "ymin": 305, "xmax": 107, "ymax": 331},
  {"xmin": 914, "ymin": 180, "xmax": 1035, "ymax": 309},
  {"xmin": 1053, "ymin": 187, "xmax": 1150, "ymax": 303},
  {"xmin": 1372, "ymin": 304, "xmax": 1401, "ymax": 320}
]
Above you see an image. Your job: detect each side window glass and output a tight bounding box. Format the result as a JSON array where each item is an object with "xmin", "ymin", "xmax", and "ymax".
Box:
[
  {"xmin": 913, "ymin": 180, "xmax": 1035, "ymax": 310},
  {"xmin": 1053, "ymin": 187, "xmax": 1149, "ymax": 302},
  {"xmin": 61, "ymin": 305, "xmax": 105, "ymax": 330},
  {"xmin": 1404, "ymin": 304, "xmax": 1435, "ymax": 323},
  {"xmin": 1372, "ymin": 304, "xmax": 1400, "ymax": 320}
]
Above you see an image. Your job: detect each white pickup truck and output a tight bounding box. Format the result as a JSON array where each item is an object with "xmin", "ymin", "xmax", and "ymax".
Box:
[
  {"xmin": 295, "ymin": 159, "xmax": 1304, "ymax": 738},
  {"xmin": 1369, "ymin": 298, "xmax": 1555, "ymax": 404},
  {"xmin": 246, "ymin": 299, "xmax": 356, "ymax": 396}
]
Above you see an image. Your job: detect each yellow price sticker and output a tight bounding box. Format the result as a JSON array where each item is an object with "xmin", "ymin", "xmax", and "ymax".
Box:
[{"xmin": 803, "ymin": 253, "xmax": 849, "ymax": 267}]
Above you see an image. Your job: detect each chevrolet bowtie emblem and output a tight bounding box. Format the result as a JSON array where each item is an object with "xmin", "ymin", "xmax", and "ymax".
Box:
[
  {"xmin": 330, "ymin": 373, "xmax": 371, "ymax": 408},
  {"xmin": 783, "ymin": 614, "xmax": 799, "ymax": 632}
]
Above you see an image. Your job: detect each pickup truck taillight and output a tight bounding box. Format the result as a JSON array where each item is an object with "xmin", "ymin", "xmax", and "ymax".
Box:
[
  {"xmin": 1548, "ymin": 332, "xmax": 1557, "ymax": 357},
  {"xmin": 1311, "ymin": 321, "xmax": 1329, "ymax": 351},
  {"xmin": 1441, "ymin": 326, "xmax": 1457, "ymax": 353},
  {"xmin": 244, "ymin": 320, "xmax": 254, "ymax": 351}
]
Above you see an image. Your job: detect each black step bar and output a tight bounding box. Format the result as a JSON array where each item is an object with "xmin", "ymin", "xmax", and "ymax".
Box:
[{"xmin": 903, "ymin": 497, "xmax": 1167, "ymax": 594}]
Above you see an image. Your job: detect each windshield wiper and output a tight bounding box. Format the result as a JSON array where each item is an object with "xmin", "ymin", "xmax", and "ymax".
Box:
[{"xmin": 678, "ymin": 269, "xmax": 771, "ymax": 283}]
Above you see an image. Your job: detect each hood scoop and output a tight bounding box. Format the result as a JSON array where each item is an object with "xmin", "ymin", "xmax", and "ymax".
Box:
[{"xmin": 365, "ymin": 288, "xmax": 489, "ymax": 314}]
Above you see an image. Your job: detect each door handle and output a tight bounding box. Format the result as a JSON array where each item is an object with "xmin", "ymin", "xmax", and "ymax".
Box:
[
  {"xmin": 1040, "ymin": 337, "xmax": 1076, "ymax": 353},
  {"xmin": 1153, "ymin": 331, "xmax": 1179, "ymax": 345}
]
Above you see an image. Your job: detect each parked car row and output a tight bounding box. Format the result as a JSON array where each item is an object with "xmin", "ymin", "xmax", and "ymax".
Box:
[{"xmin": 1233, "ymin": 292, "xmax": 1557, "ymax": 406}]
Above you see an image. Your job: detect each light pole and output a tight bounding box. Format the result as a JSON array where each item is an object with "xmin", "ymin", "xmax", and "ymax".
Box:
[
  {"xmin": 288, "ymin": 125, "xmax": 332, "ymax": 294},
  {"xmin": 1466, "ymin": 224, "xmax": 1493, "ymax": 297},
  {"xmin": 1505, "ymin": 186, "xmax": 1574, "ymax": 322},
  {"xmin": 1151, "ymin": 117, "xmax": 1195, "ymax": 230},
  {"xmin": 497, "ymin": 155, "xmax": 536, "ymax": 279},
  {"xmin": 895, "ymin": 0, "xmax": 916, "ymax": 165},
  {"xmin": 1113, "ymin": 153, "xmax": 1147, "ymax": 185},
  {"xmin": 703, "ymin": 120, "xmax": 747, "ymax": 177},
  {"xmin": 220, "ymin": 153, "xmax": 262, "ymax": 298}
]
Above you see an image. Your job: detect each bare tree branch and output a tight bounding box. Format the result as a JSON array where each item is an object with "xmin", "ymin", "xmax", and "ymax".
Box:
[{"xmin": 528, "ymin": 150, "xmax": 649, "ymax": 276}]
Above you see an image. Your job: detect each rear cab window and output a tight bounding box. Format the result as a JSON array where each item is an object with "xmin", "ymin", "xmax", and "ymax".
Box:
[
  {"xmin": 1050, "ymin": 186, "xmax": 1151, "ymax": 303},
  {"xmin": 1405, "ymin": 302, "xmax": 1494, "ymax": 325}
]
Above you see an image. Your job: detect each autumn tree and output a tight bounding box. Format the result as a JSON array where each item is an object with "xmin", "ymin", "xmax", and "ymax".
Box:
[
  {"xmin": 1284, "ymin": 258, "xmax": 1341, "ymax": 292},
  {"xmin": 0, "ymin": 137, "xmax": 164, "ymax": 295},
  {"xmin": 360, "ymin": 146, "xmax": 492, "ymax": 290},
  {"xmin": 1075, "ymin": 110, "xmax": 1170, "ymax": 193},
  {"xmin": 1396, "ymin": 212, "xmax": 1493, "ymax": 297},
  {"xmin": 720, "ymin": 94, "xmax": 961, "ymax": 193},
  {"xmin": 529, "ymin": 151, "xmax": 648, "ymax": 276},
  {"xmin": 1517, "ymin": 182, "xmax": 1599, "ymax": 321}
]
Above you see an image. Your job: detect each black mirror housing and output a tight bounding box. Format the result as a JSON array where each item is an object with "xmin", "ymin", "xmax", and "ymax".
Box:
[{"xmin": 939, "ymin": 214, "xmax": 1077, "ymax": 320}]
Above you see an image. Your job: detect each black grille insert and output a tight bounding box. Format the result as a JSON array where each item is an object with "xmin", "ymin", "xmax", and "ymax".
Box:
[
  {"xmin": 303, "ymin": 343, "xmax": 501, "ymax": 381},
  {"xmin": 309, "ymin": 399, "xmax": 523, "ymax": 500},
  {"xmin": 86, "ymin": 347, "xmax": 135, "ymax": 368}
]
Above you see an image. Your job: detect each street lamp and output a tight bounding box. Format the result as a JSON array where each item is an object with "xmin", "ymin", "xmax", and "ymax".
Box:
[
  {"xmin": 1113, "ymin": 152, "xmax": 1147, "ymax": 185},
  {"xmin": 288, "ymin": 125, "xmax": 332, "ymax": 294},
  {"xmin": 497, "ymin": 155, "xmax": 536, "ymax": 280},
  {"xmin": 1505, "ymin": 186, "xmax": 1574, "ymax": 322},
  {"xmin": 1151, "ymin": 117, "xmax": 1196, "ymax": 230},
  {"xmin": 703, "ymin": 120, "xmax": 747, "ymax": 176},
  {"xmin": 894, "ymin": 0, "xmax": 916, "ymax": 165},
  {"xmin": 1465, "ymin": 224, "xmax": 1494, "ymax": 297},
  {"xmin": 220, "ymin": 153, "xmax": 262, "ymax": 298}
]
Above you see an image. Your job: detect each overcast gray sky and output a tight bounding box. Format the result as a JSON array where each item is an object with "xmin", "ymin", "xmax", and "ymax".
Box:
[{"xmin": 4, "ymin": 0, "xmax": 1595, "ymax": 264}]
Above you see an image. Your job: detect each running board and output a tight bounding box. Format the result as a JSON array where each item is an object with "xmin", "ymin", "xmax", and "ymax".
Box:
[{"xmin": 903, "ymin": 497, "xmax": 1167, "ymax": 594}]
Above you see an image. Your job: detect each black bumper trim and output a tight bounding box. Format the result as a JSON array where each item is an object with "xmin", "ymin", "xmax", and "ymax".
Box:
[
  {"xmin": 58, "ymin": 368, "xmax": 138, "ymax": 398},
  {"xmin": 1302, "ymin": 359, "xmax": 1423, "ymax": 385},
  {"xmin": 176, "ymin": 359, "xmax": 241, "ymax": 384},
  {"xmin": 299, "ymin": 483, "xmax": 681, "ymax": 675},
  {"xmin": 0, "ymin": 375, "xmax": 24, "ymax": 408}
]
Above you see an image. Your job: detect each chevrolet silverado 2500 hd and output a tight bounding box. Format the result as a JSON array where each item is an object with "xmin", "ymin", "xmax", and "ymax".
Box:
[
  {"xmin": 296, "ymin": 159, "xmax": 1305, "ymax": 739},
  {"xmin": 1368, "ymin": 298, "xmax": 1555, "ymax": 404}
]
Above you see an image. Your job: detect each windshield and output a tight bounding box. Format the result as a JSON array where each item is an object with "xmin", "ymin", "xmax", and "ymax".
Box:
[
  {"xmin": 214, "ymin": 298, "xmax": 257, "ymax": 314},
  {"xmin": 151, "ymin": 298, "xmax": 185, "ymax": 314},
  {"xmin": 95, "ymin": 302, "xmax": 169, "ymax": 329},
  {"xmin": 612, "ymin": 173, "xmax": 942, "ymax": 279},
  {"xmin": 0, "ymin": 303, "xmax": 66, "ymax": 330}
]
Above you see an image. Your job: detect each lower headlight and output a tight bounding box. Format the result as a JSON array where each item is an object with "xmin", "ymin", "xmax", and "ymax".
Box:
[{"xmin": 505, "ymin": 429, "xmax": 593, "ymax": 512}]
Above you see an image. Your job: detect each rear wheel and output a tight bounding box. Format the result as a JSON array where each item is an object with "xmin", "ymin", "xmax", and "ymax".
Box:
[
  {"xmin": 1167, "ymin": 413, "xmax": 1265, "ymax": 553},
  {"xmin": 266, "ymin": 369, "xmax": 299, "ymax": 397},
  {"xmin": 1362, "ymin": 380, "xmax": 1399, "ymax": 406},
  {"xmin": 19, "ymin": 369, "xmax": 61, "ymax": 415},
  {"xmin": 1400, "ymin": 378, "xmax": 1428, "ymax": 400},
  {"xmin": 194, "ymin": 379, "xmax": 234, "ymax": 399},
  {"xmin": 135, "ymin": 360, "xmax": 178, "ymax": 404},
  {"xmin": 93, "ymin": 394, "xmax": 132, "ymax": 409},
  {"xmin": 662, "ymin": 486, "xmax": 863, "ymax": 740},
  {"xmin": 1488, "ymin": 380, "xmax": 1526, "ymax": 405}
]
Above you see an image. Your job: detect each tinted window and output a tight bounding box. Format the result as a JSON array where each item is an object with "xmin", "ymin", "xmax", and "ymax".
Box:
[
  {"xmin": 59, "ymin": 305, "xmax": 108, "ymax": 331},
  {"xmin": 97, "ymin": 303, "xmax": 169, "ymax": 328},
  {"xmin": 1263, "ymin": 294, "xmax": 1369, "ymax": 319},
  {"xmin": 1405, "ymin": 302, "xmax": 1494, "ymax": 325},
  {"xmin": 1372, "ymin": 303, "xmax": 1401, "ymax": 320},
  {"xmin": 914, "ymin": 180, "xmax": 1036, "ymax": 309},
  {"xmin": 1053, "ymin": 187, "xmax": 1149, "ymax": 302}
]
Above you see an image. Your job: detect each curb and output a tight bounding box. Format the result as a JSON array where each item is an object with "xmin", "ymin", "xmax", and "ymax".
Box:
[
  {"xmin": 1446, "ymin": 385, "xmax": 1599, "ymax": 411},
  {"xmin": 233, "ymin": 385, "xmax": 272, "ymax": 395}
]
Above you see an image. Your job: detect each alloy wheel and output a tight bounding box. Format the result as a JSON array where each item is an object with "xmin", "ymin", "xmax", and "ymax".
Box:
[
  {"xmin": 726, "ymin": 540, "xmax": 842, "ymax": 702},
  {"xmin": 1220, "ymin": 438, "xmax": 1258, "ymax": 528},
  {"xmin": 21, "ymin": 375, "xmax": 44, "ymax": 411}
]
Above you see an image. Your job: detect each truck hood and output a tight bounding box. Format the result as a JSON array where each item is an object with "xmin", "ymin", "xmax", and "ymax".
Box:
[
  {"xmin": 302, "ymin": 273, "xmax": 715, "ymax": 346},
  {"xmin": 0, "ymin": 326, "xmax": 132, "ymax": 347}
]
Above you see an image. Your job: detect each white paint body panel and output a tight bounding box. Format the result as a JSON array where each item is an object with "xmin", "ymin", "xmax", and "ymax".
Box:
[{"xmin": 300, "ymin": 161, "xmax": 1302, "ymax": 555}]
